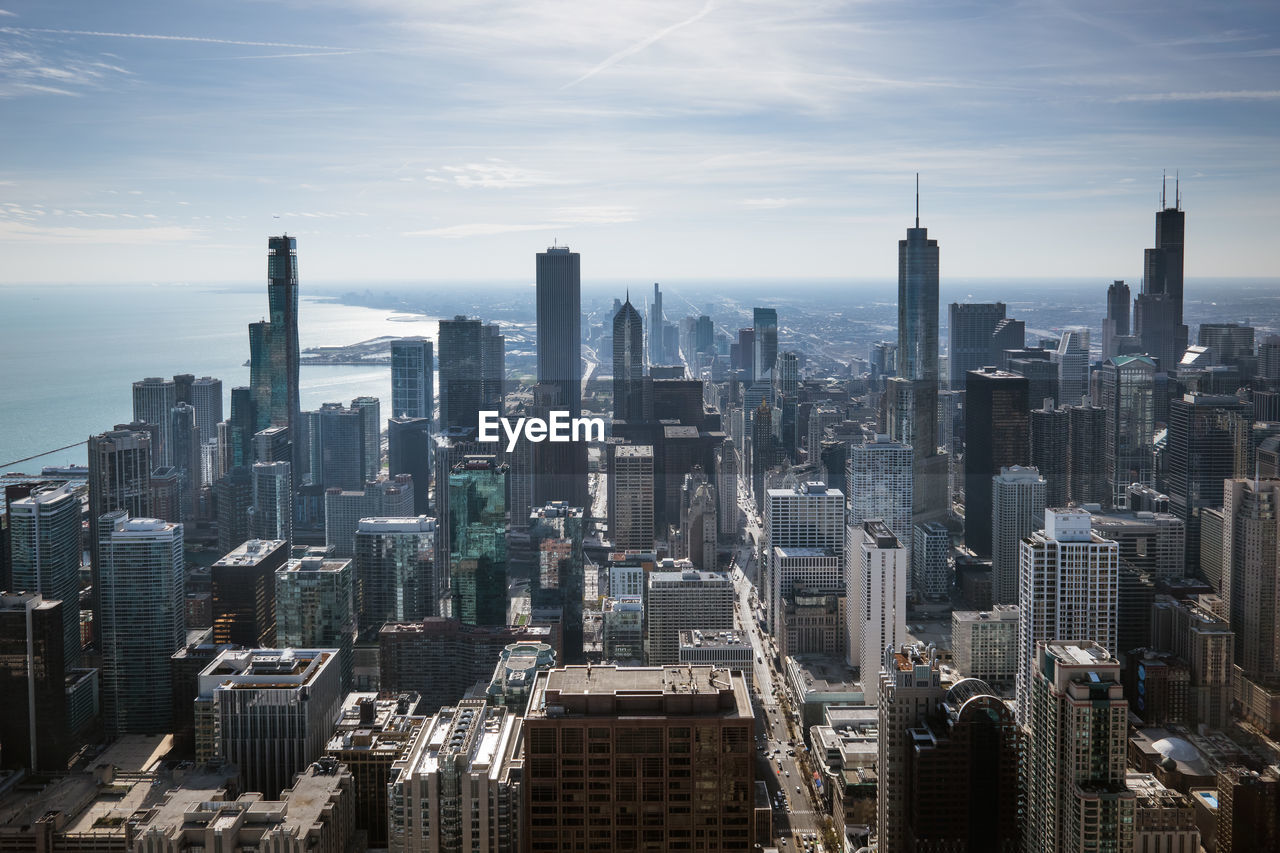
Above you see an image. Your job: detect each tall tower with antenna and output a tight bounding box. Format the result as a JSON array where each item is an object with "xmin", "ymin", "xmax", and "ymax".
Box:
[{"xmin": 1135, "ymin": 172, "xmax": 1188, "ymax": 371}]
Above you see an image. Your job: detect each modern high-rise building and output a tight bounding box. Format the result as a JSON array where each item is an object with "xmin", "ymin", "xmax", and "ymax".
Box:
[
  {"xmin": 854, "ymin": 521, "xmax": 908, "ymax": 703},
  {"xmin": 88, "ymin": 429, "xmax": 155, "ymax": 594},
  {"xmin": 753, "ymin": 306, "xmax": 779, "ymax": 386},
  {"xmin": 169, "ymin": 402, "xmax": 201, "ymax": 520},
  {"xmin": 0, "ymin": 592, "xmax": 69, "ymax": 772},
  {"xmin": 521, "ymin": 665, "xmax": 755, "ymax": 853},
  {"xmin": 912, "ymin": 520, "xmax": 950, "ymax": 600},
  {"xmin": 267, "ymin": 235, "xmax": 302, "ymax": 472},
  {"xmin": 883, "ymin": 376, "xmax": 948, "ymax": 528},
  {"xmin": 391, "ymin": 337, "xmax": 434, "ymax": 421},
  {"xmin": 1222, "ymin": 478, "xmax": 1280, "ymax": 678},
  {"xmin": 765, "ymin": 480, "xmax": 845, "ymax": 630},
  {"xmin": 846, "ymin": 434, "xmax": 913, "ymax": 559},
  {"xmin": 1016, "ymin": 509, "xmax": 1119, "ymax": 724},
  {"xmin": 448, "ymin": 456, "xmax": 508, "ymax": 627},
  {"xmin": 313, "ymin": 401, "xmax": 369, "ymax": 491},
  {"xmin": 963, "ymin": 368, "xmax": 1030, "ymax": 556},
  {"xmin": 991, "ymin": 466, "xmax": 1046, "ymax": 606},
  {"xmin": 8, "ymin": 483, "xmax": 82, "ymax": 671},
  {"xmin": 324, "ymin": 475, "xmax": 416, "ymax": 557},
  {"xmin": 535, "ymin": 245, "xmax": 582, "ymax": 417},
  {"xmin": 1067, "ymin": 404, "xmax": 1108, "ymax": 505},
  {"xmin": 352, "ymin": 395, "xmax": 382, "ymax": 482},
  {"xmin": 716, "ymin": 438, "xmax": 739, "ymax": 541},
  {"xmin": 948, "ymin": 302, "xmax": 1006, "ymax": 390},
  {"xmin": 354, "ymin": 516, "xmax": 437, "ymax": 638},
  {"xmin": 1135, "ymin": 182, "xmax": 1189, "ymax": 372},
  {"xmin": 1102, "ymin": 280, "xmax": 1132, "ymax": 361},
  {"xmin": 438, "ymin": 316, "xmax": 484, "ymax": 431},
  {"xmin": 388, "ymin": 416, "xmax": 432, "ymax": 516},
  {"xmin": 1099, "ymin": 355, "xmax": 1157, "ymax": 507},
  {"xmin": 388, "ymin": 698, "xmax": 523, "ymax": 853},
  {"xmin": 1030, "ymin": 404, "xmax": 1069, "ymax": 506},
  {"xmin": 215, "ymin": 465, "xmax": 254, "ymax": 556},
  {"xmin": 610, "ymin": 445, "xmax": 655, "ymax": 550},
  {"xmin": 132, "ymin": 376, "xmax": 178, "ymax": 466},
  {"xmin": 646, "ymin": 566, "xmax": 735, "ymax": 665},
  {"xmin": 898, "ymin": 190, "xmax": 940, "ymax": 383},
  {"xmin": 97, "ymin": 511, "xmax": 185, "ymax": 735},
  {"xmin": 1053, "ymin": 328, "xmax": 1090, "ymax": 407},
  {"xmin": 251, "ymin": 460, "xmax": 293, "ymax": 545},
  {"xmin": 1024, "ymin": 641, "xmax": 1134, "ymax": 853},
  {"xmin": 481, "ymin": 322, "xmax": 506, "ymax": 412},
  {"xmin": 189, "ymin": 376, "xmax": 224, "ymax": 448},
  {"xmin": 199, "ymin": 647, "xmax": 342, "ymax": 798},
  {"xmin": 649, "ymin": 282, "xmax": 665, "ymax": 366},
  {"xmin": 1198, "ymin": 322, "xmax": 1255, "ymax": 371},
  {"xmin": 528, "ymin": 502, "xmax": 585, "ymax": 663},
  {"xmin": 211, "ymin": 538, "xmax": 286, "ymax": 648},
  {"xmin": 877, "ymin": 643, "xmax": 944, "ymax": 852},
  {"xmin": 950, "ymin": 604, "xmax": 1019, "ymax": 687},
  {"xmin": 276, "ymin": 549, "xmax": 355, "ymax": 689},
  {"xmin": 1166, "ymin": 393, "xmax": 1248, "ymax": 574},
  {"xmin": 612, "ymin": 296, "xmax": 645, "ymax": 421}
]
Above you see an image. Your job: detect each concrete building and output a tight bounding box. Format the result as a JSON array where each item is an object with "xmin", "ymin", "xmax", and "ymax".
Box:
[
  {"xmin": 1222, "ymin": 478, "xmax": 1280, "ymax": 678},
  {"xmin": 991, "ymin": 465, "xmax": 1046, "ymax": 605},
  {"xmin": 275, "ymin": 550, "xmax": 355, "ymax": 689},
  {"xmin": 1126, "ymin": 771, "xmax": 1201, "ymax": 853},
  {"xmin": 646, "ymin": 567, "xmax": 734, "ymax": 665},
  {"xmin": 1016, "ymin": 509, "xmax": 1119, "ymax": 724},
  {"xmin": 769, "ymin": 546, "xmax": 843, "ymax": 638},
  {"xmin": 486, "ymin": 642, "xmax": 556, "ymax": 712},
  {"xmin": 950, "ymin": 604, "xmax": 1019, "ymax": 689},
  {"xmin": 678, "ymin": 629, "xmax": 754, "ymax": 685},
  {"xmin": 1024, "ymin": 641, "xmax": 1134, "ymax": 853},
  {"xmin": 211, "ymin": 538, "xmax": 286, "ymax": 648},
  {"xmin": 388, "ymin": 699, "xmax": 524, "ymax": 853},
  {"xmin": 199, "ymin": 647, "xmax": 343, "ymax": 798},
  {"xmin": 779, "ymin": 588, "xmax": 846, "ymax": 660},
  {"xmin": 521, "ymin": 665, "xmax": 755, "ymax": 853},
  {"xmin": 324, "ymin": 692, "xmax": 425, "ymax": 848},
  {"xmin": 846, "ymin": 435, "xmax": 913, "ymax": 565},
  {"xmin": 1150, "ymin": 594, "xmax": 1235, "ymax": 729},
  {"xmin": 765, "ymin": 481, "xmax": 844, "ymax": 630},
  {"xmin": 716, "ymin": 438, "xmax": 739, "ymax": 542},
  {"xmin": 98, "ymin": 511, "xmax": 185, "ymax": 735},
  {"xmin": 877, "ymin": 643, "xmax": 944, "ymax": 853},
  {"xmin": 611, "ymin": 445, "xmax": 655, "ymax": 550},
  {"xmin": 911, "ymin": 520, "xmax": 949, "ymax": 601},
  {"xmin": 324, "ymin": 475, "xmax": 415, "ymax": 558},
  {"xmin": 852, "ymin": 521, "xmax": 907, "ymax": 703}
]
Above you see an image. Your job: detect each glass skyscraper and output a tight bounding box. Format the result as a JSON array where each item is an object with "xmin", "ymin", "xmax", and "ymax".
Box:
[
  {"xmin": 535, "ymin": 246, "xmax": 582, "ymax": 417},
  {"xmin": 267, "ymin": 235, "xmax": 301, "ymax": 460},
  {"xmin": 612, "ymin": 296, "xmax": 644, "ymax": 421},
  {"xmin": 897, "ymin": 200, "xmax": 940, "ymax": 383},
  {"xmin": 448, "ymin": 456, "xmax": 509, "ymax": 627},
  {"xmin": 438, "ymin": 315, "xmax": 483, "ymax": 431},
  {"xmin": 8, "ymin": 484, "xmax": 83, "ymax": 672},
  {"xmin": 390, "ymin": 337, "xmax": 433, "ymax": 421}
]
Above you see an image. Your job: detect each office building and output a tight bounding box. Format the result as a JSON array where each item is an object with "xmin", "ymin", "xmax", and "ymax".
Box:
[
  {"xmin": 610, "ymin": 445, "xmax": 655, "ymax": 550},
  {"xmin": 1222, "ymin": 478, "xmax": 1280, "ymax": 677},
  {"xmin": 487, "ymin": 642, "xmax": 556, "ymax": 711},
  {"xmin": 169, "ymin": 402, "xmax": 201, "ymax": 520},
  {"xmin": 854, "ymin": 522, "xmax": 908, "ymax": 703},
  {"xmin": 8, "ymin": 483, "xmax": 83, "ymax": 671},
  {"xmin": 251, "ymin": 460, "xmax": 292, "ymax": 545},
  {"xmin": 276, "ymin": 551, "xmax": 355, "ymax": 689},
  {"xmin": 948, "ymin": 302, "xmax": 1007, "ymax": 389},
  {"xmin": 678, "ymin": 629, "xmax": 754, "ymax": 682},
  {"xmin": 312, "ymin": 401, "xmax": 369, "ymax": 491},
  {"xmin": 753, "ymin": 306, "xmax": 779, "ymax": 385},
  {"xmin": 132, "ymin": 376, "xmax": 178, "ymax": 466},
  {"xmin": 1102, "ymin": 280, "xmax": 1131, "ymax": 361},
  {"xmin": 215, "ymin": 465, "xmax": 254, "ymax": 556},
  {"xmin": 684, "ymin": 481, "xmax": 717, "ymax": 571},
  {"xmin": 1135, "ymin": 184, "xmax": 1189, "ymax": 372},
  {"xmin": 438, "ymin": 316, "xmax": 484, "ymax": 431},
  {"xmin": 963, "ymin": 368, "xmax": 1030, "ymax": 556},
  {"xmin": 646, "ymin": 567, "xmax": 735, "ymax": 665},
  {"xmin": 602, "ymin": 595, "xmax": 645, "ymax": 662},
  {"xmin": 1198, "ymin": 322, "xmax": 1255, "ymax": 371},
  {"xmin": 528, "ymin": 502, "xmax": 585, "ymax": 663},
  {"xmin": 1214, "ymin": 765, "xmax": 1280, "ymax": 853},
  {"xmin": 481, "ymin": 322, "xmax": 505, "ymax": 411},
  {"xmin": 266, "ymin": 235, "xmax": 302, "ymax": 471},
  {"xmin": 189, "ymin": 376, "xmax": 223, "ymax": 451},
  {"xmin": 912, "ymin": 520, "xmax": 950, "ymax": 600},
  {"xmin": 1053, "ymin": 328, "xmax": 1090, "ymax": 407},
  {"xmin": 1150, "ymin": 595, "xmax": 1234, "ymax": 729},
  {"xmin": 877, "ymin": 643, "xmax": 944, "ymax": 852},
  {"xmin": 0, "ymin": 593, "xmax": 68, "ymax": 772},
  {"xmin": 1100, "ymin": 354, "xmax": 1158, "ymax": 507},
  {"xmin": 88, "ymin": 427, "xmax": 153, "ymax": 601},
  {"xmin": 199, "ymin": 647, "xmax": 343, "ymax": 798},
  {"xmin": 97, "ymin": 511, "xmax": 185, "ymax": 735},
  {"xmin": 211, "ymin": 538, "xmax": 286, "ymax": 648},
  {"xmin": 1067, "ymin": 404, "xmax": 1108, "ymax": 505},
  {"xmin": 388, "ymin": 699, "xmax": 523, "ymax": 853},
  {"xmin": 765, "ymin": 480, "xmax": 844, "ymax": 629},
  {"xmin": 536, "ymin": 245, "xmax": 582, "ymax": 417},
  {"xmin": 353, "ymin": 395, "xmax": 382, "ymax": 482},
  {"xmin": 770, "ymin": 547, "xmax": 843, "ymax": 640},
  {"xmin": 716, "ymin": 438, "xmax": 739, "ymax": 541},
  {"xmin": 449, "ymin": 457, "xmax": 508, "ymax": 627},
  {"xmin": 898, "ymin": 193, "xmax": 939, "ymax": 383},
  {"xmin": 324, "ymin": 475, "xmax": 415, "ymax": 558},
  {"xmin": 991, "ymin": 466, "xmax": 1046, "ymax": 605},
  {"xmin": 521, "ymin": 665, "xmax": 755, "ymax": 853},
  {"xmin": 1029, "ymin": 404, "xmax": 1069, "ymax": 507},
  {"xmin": 389, "ymin": 416, "xmax": 433, "ymax": 516},
  {"xmin": 391, "ymin": 337, "xmax": 434, "ymax": 421},
  {"xmin": 613, "ymin": 295, "xmax": 645, "ymax": 421},
  {"xmin": 951, "ymin": 605, "xmax": 1019, "ymax": 688},
  {"xmin": 1024, "ymin": 642, "xmax": 1134, "ymax": 853},
  {"xmin": 1016, "ymin": 509, "xmax": 1119, "ymax": 724},
  {"xmin": 1166, "ymin": 393, "xmax": 1248, "ymax": 574},
  {"xmin": 847, "ymin": 435, "xmax": 913, "ymax": 557},
  {"xmin": 355, "ymin": 517, "xmax": 437, "ymax": 638},
  {"xmin": 649, "ymin": 282, "xmax": 665, "ymax": 365}
]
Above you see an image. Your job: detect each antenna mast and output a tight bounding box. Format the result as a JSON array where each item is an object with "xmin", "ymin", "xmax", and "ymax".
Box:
[{"xmin": 915, "ymin": 172, "xmax": 920, "ymax": 228}]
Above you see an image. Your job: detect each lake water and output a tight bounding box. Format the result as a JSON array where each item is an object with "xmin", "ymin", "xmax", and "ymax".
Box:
[{"xmin": 0, "ymin": 283, "xmax": 439, "ymax": 470}]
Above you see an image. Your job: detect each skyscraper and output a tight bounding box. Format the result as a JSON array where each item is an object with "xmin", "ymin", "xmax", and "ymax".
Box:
[
  {"xmin": 753, "ymin": 307, "xmax": 778, "ymax": 385},
  {"xmin": 528, "ymin": 502, "xmax": 585, "ymax": 663},
  {"xmin": 170, "ymin": 401, "xmax": 201, "ymax": 521},
  {"xmin": 612, "ymin": 295, "xmax": 645, "ymax": 421},
  {"xmin": 390, "ymin": 337, "xmax": 433, "ymax": 421},
  {"xmin": 352, "ymin": 395, "xmax": 382, "ymax": 482},
  {"xmin": 88, "ymin": 427, "xmax": 153, "ymax": 627},
  {"xmin": 1135, "ymin": 180, "xmax": 1189, "ymax": 371},
  {"xmin": 856, "ymin": 521, "xmax": 908, "ymax": 703},
  {"xmin": 766, "ymin": 480, "xmax": 845, "ymax": 633},
  {"xmin": 610, "ymin": 445, "xmax": 655, "ymax": 550},
  {"xmin": 948, "ymin": 302, "xmax": 1006, "ymax": 390},
  {"xmin": 251, "ymin": 461, "xmax": 293, "ymax": 545},
  {"xmin": 189, "ymin": 376, "xmax": 224, "ymax": 452},
  {"xmin": 1030, "ymin": 403, "xmax": 1070, "ymax": 506},
  {"xmin": 388, "ymin": 416, "xmax": 432, "ymax": 516},
  {"xmin": 0, "ymin": 593, "xmax": 69, "ymax": 772},
  {"xmin": 963, "ymin": 368, "xmax": 1030, "ymax": 557},
  {"xmin": 1102, "ymin": 280, "xmax": 1131, "ymax": 361},
  {"xmin": 1016, "ymin": 509, "xmax": 1119, "ymax": 724},
  {"xmin": 437, "ymin": 315, "xmax": 483, "ymax": 431},
  {"xmin": 132, "ymin": 376, "xmax": 177, "ymax": 466},
  {"xmin": 98, "ymin": 511, "xmax": 185, "ymax": 735},
  {"xmin": 448, "ymin": 456, "xmax": 509, "ymax": 627},
  {"xmin": 8, "ymin": 483, "xmax": 82, "ymax": 672},
  {"xmin": 1024, "ymin": 641, "xmax": 1134, "ymax": 853},
  {"xmin": 1167, "ymin": 393, "xmax": 1248, "ymax": 574},
  {"xmin": 1099, "ymin": 355, "xmax": 1157, "ymax": 507},
  {"xmin": 646, "ymin": 568, "xmax": 735, "ymax": 664},
  {"xmin": 877, "ymin": 643, "xmax": 943, "ymax": 852},
  {"xmin": 267, "ymin": 234, "xmax": 302, "ymax": 472},
  {"xmin": 991, "ymin": 466, "xmax": 1046, "ymax": 605},
  {"xmin": 354, "ymin": 516, "xmax": 437, "ymax": 635},
  {"xmin": 1053, "ymin": 328, "xmax": 1090, "ymax": 407},
  {"xmin": 1067, "ymin": 403, "xmax": 1108, "ymax": 505},
  {"xmin": 650, "ymin": 281, "xmax": 665, "ymax": 365},
  {"xmin": 1222, "ymin": 478, "xmax": 1280, "ymax": 678},
  {"xmin": 898, "ymin": 183, "xmax": 940, "ymax": 383},
  {"xmin": 846, "ymin": 434, "xmax": 913, "ymax": 559},
  {"xmin": 276, "ymin": 550, "xmax": 356, "ymax": 689},
  {"xmin": 211, "ymin": 538, "xmax": 286, "ymax": 648},
  {"xmin": 481, "ymin": 322, "xmax": 506, "ymax": 411},
  {"xmin": 535, "ymin": 245, "xmax": 582, "ymax": 417},
  {"xmin": 716, "ymin": 438, "xmax": 739, "ymax": 542}
]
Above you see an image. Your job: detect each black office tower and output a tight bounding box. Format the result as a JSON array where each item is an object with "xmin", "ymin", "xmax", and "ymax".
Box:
[
  {"xmin": 266, "ymin": 235, "xmax": 302, "ymax": 474},
  {"xmin": 536, "ymin": 246, "xmax": 582, "ymax": 418},
  {"xmin": 438, "ymin": 316, "xmax": 484, "ymax": 432},
  {"xmin": 389, "ymin": 416, "xmax": 433, "ymax": 516},
  {"xmin": 1167, "ymin": 393, "xmax": 1248, "ymax": 575},
  {"xmin": 1030, "ymin": 404, "xmax": 1069, "ymax": 507},
  {"xmin": 1135, "ymin": 179, "xmax": 1189, "ymax": 371},
  {"xmin": 0, "ymin": 593, "xmax": 68, "ymax": 772},
  {"xmin": 1067, "ymin": 404, "xmax": 1108, "ymax": 506},
  {"xmin": 613, "ymin": 296, "xmax": 645, "ymax": 421},
  {"xmin": 963, "ymin": 368, "xmax": 1029, "ymax": 556}
]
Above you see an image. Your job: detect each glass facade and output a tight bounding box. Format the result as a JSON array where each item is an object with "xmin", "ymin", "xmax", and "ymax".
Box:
[{"xmin": 449, "ymin": 457, "xmax": 508, "ymax": 627}]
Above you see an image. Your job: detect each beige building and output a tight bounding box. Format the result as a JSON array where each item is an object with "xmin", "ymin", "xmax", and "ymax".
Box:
[{"xmin": 950, "ymin": 604, "xmax": 1019, "ymax": 689}]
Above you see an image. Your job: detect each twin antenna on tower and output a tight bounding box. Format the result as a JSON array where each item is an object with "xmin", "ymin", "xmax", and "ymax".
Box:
[{"xmin": 1161, "ymin": 169, "xmax": 1181, "ymax": 211}]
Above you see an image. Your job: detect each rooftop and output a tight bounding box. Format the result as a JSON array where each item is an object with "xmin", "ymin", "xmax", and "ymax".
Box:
[{"xmin": 528, "ymin": 665, "xmax": 753, "ymax": 720}]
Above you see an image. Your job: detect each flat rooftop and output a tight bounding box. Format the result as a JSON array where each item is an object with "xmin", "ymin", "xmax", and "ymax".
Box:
[{"xmin": 528, "ymin": 665, "xmax": 752, "ymax": 720}]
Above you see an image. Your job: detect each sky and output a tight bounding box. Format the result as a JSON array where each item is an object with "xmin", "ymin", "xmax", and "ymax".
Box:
[{"xmin": 0, "ymin": 0, "xmax": 1277, "ymax": 284}]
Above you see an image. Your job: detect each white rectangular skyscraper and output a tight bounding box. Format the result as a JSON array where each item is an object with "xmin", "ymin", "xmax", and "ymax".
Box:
[{"xmin": 854, "ymin": 520, "xmax": 907, "ymax": 703}]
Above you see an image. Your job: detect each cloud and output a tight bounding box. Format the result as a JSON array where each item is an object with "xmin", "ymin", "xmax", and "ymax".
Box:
[
  {"xmin": 551, "ymin": 205, "xmax": 637, "ymax": 224},
  {"xmin": 0, "ymin": 221, "xmax": 200, "ymax": 244},
  {"xmin": 562, "ymin": 0, "xmax": 717, "ymax": 89},
  {"xmin": 444, "ymin": 161, "xmax": 561, "ymax": 189},
  {"xmin": 1113, "ymin": 90, "xmax": 1280, "ymax": 102},
  {"xmin": 405, "ymin": 205, "xmax": 637, "ymax": 238},
  {"xmin": 404, "ymin": 222, "xmax": 550, "ymax": 239},
  {"xmin": 0, "ymin": 45, "xmax": 132, "ymax": 97},
  {"xmin": 741, "ymin": 197, "xmax": 803, "ymax": 209},
  {"xmin": 2, "ymin": 26, "xmax": 355, "ymax": 51}
]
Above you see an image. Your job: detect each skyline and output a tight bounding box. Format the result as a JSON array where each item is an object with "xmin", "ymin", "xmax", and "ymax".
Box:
[{"xmin": 0, "ymin": 0, "xmax": 1276, "ymax": 283}]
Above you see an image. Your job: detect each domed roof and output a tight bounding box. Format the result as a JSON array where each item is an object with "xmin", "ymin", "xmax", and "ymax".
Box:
[{"xmin": 1150, "ymin": 737, "xmax": 1208, "ymax": 773}]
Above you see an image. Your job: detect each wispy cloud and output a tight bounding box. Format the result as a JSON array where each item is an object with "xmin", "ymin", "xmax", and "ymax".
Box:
[
  {"xmin": 0, "ymin": 221, "xmax": 200, "ymax": 245},
  {"xmin": 562, "ymin": 0, "xmax": 717, "ymax": 89},
  {"xmin": 0, "ymin": 46, "xmax": 131, "ymax": 97},
  {"xmin": 741, "ymin": 197, "xmax": 804, "ymax": 210},
  {"xmin": 443, "ymin": 161, "xmax": 562, "ymax": 189},
  {"xmin": 1, "ymin": 27, "xmax": 355, "ymax": 51},
  {"xmin": 1113, "ymin": 89, "xmax": 1280, "ymax": 102},
  {"xmin": 404, "ymin": 222, "xmax": 549, "ymax": 239},
  {"xmin": 405, "ymin": 205, "xmax": 637, "ymax": 238}
]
